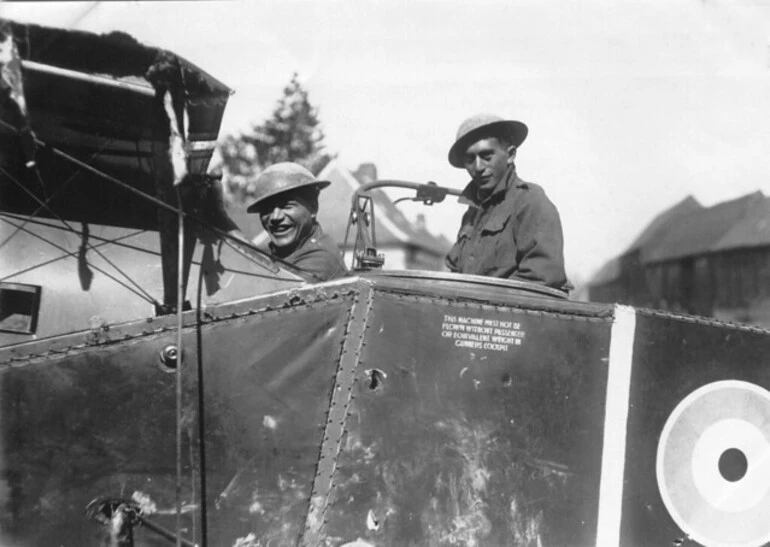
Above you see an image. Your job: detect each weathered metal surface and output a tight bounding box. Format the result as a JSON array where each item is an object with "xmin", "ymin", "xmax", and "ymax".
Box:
[
  {"xmin": 0, "ymin": 286, "xmax": 356, "ymax": 546},
  {"xmin": 199, "ymin": 297, "xmax": 353, "ymax": 546},
  {"xmin": 365, "ymin": 269, "xmax": 568, "ymax": 301},
  {"xmin": 3, "ymin": 271, "xmax": 770, "ymax": 546},
  {"xmin": 319, "ymin": 289, "xmax": 613, "ymax": 546},
  {"xmin": 362, "ymin": 270, "xmax": 609, "ymax": 320},
  {"xmin": 0, "ymin": 331, "xmax": 198, "ymax": 546},
  {"xmin": 303, "ymin": 282, "xmax": 374, "ymax": 545},
  {"xmin": 618, "ymin": 309, "xmax": 770, "ymax": 546}
]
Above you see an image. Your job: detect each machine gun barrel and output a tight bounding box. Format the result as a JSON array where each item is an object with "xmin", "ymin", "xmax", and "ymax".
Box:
[
  {"xmin": 345, "ymin": 179, "xmax": 463, "ymax": 270},
  {"xmin": 352, "ymin": 179, "xmax": 463, "ymax": 204}
]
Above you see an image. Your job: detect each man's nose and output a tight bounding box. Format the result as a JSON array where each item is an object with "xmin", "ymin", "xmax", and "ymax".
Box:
[
  {"xmin": 268, "ymin": 207, "xmax": 284, "ymax": 222},
  {"xmin": 473, "ymin": 157, "xmax": 485, "ymax": 173}
]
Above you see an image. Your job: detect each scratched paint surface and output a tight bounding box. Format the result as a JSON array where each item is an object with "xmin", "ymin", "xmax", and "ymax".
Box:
[
  {"xmin": 0, "ymin": 336, "xmax": 195, "ymax": 546},
  {"xmin": 322, "ymin": 292, "xmax": 613, "ymax": 546},
  {"xmin": 0, "ymin": 294, "xmax": 353, "ymax": 546},
  {"xmin": 9, "ymin": 273, "xmax": 769, "ymax": 546},
  {"xmin": 200, "ymin": 300, "xmax": 351, "ymax": 545},
  {"xmin": 620, "ymin": 311, "xmax": 770, "ymax": 546}
]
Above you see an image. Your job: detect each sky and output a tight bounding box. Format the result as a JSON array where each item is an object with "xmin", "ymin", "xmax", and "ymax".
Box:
[{"xmin": 3, "ymin": 0, "xmax": 770, "ymax": 285}]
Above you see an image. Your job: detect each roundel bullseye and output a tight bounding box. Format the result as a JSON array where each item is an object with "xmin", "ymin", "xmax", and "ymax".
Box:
[{"xmin": 656, "ymin": 380, "xmax": 770, "ymax": 547}]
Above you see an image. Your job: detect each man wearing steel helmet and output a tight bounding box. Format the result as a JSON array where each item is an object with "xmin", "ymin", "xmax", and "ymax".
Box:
[
  {"xmin": 446, "ymin": 114, "xmax": 569, "ymax": 292},
  {"xmin": 209, "ymin": 162, "xmax": 347, "ymax": 283},
  {"xmin": 248, "ymin": 162, "xmax": 346, "ymax": 282}
]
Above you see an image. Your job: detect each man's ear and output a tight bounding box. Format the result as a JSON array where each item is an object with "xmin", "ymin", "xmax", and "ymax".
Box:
[{"xmin": 506, "ymin": 146, "xmax": 517, "ymax": 165}]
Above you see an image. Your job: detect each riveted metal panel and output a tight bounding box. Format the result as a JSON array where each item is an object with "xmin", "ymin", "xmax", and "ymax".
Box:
[
  {"xmin": 0, "ymin": 332, "xmax": 195, "ymax": 546},
  {"xmin": 320, "ymin": 291, "xmax": 613, "ymax": 546},
  {"xmin": 302, "ymin": 283, "xmax": 375, "ymax": 546},
  {"xmin": 0, "ymin": 291, "xmax": 355, "ymax": 546},
  {"xmin": 201, "ymin": 297, "xmax": 354, "ymax": 546}
]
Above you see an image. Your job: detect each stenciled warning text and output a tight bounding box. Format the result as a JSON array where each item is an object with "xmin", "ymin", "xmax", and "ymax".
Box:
[{"xmin": 441, "ymin": 314, "xmax": 525, "ymax": 352}]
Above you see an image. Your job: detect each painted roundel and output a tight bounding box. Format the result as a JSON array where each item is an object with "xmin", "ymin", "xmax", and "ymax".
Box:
[{"xmin": 656, "ymin": 380, "xmax": 770, "ymax": 547}]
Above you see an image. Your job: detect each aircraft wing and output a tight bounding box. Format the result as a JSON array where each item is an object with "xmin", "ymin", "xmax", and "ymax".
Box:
[{"xmin": 0, "ymin": 18, "xmax": 232, "ymax": 230}]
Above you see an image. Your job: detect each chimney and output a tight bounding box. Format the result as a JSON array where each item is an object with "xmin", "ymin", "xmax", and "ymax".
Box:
[{"xmin": 354, "ymin": 163, "xmax": 378, "ymax": 184}]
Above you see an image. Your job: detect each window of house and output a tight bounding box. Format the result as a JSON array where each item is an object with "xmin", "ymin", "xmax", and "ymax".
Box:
[{"xmin": 0, "ymin": 282, "xmax": 41, "ymax": 334}]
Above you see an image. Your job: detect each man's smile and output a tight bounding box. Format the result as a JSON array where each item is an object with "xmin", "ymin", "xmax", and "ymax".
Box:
[
  {"xmin": 268, "ymin": 223, "xmax": 297, "ymax": 240},
  {"xmin": 270, "ymin": 224, "xmax": 293, "ymax": 234}
]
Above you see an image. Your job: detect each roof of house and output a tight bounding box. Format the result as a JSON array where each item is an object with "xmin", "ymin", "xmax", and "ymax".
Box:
[
  {"xmin": 316, "ymin": 161, "xmax": 452, "ymax": 256},
  {"xmin": 626, "ymin": 196, "xmax": 702, "ymax": 261},
  {"xmin": 588, "ymin": 190, "xmax": 770, "ymax": 286},
  {"xmin": 713, "ymin": 194, "xmax": 770, "ymax": 251},
  {"xmin": 646, "ymin": 191, "xmax": 767, "ymax": 263},
  {"xmin": 588, "ymin": 257, "xmax": 621, "ymax": 285},
  {"xmin": 587, "ymin": 196, "xmax": 701, "ymax": 285}
]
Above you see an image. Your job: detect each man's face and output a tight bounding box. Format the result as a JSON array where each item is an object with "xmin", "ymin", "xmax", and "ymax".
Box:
[
  {"xmin": 462, "ymin": 137, "xmax": 516, "ymax": 196},
  {"xmin": 257, "ymin": 190, "xmax": 316, "ymax": 250}
]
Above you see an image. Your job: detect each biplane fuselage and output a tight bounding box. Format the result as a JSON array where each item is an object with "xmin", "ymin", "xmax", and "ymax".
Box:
[
  {"xmin": 2, "ymin": 18, "xmax": 770, "ymax": 547},
  {"xmin": 2, "ymin": 267, "xmax": 770, "ymax": 546}
]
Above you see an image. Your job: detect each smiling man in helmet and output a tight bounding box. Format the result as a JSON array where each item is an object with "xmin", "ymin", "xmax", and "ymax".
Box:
[
  {"xmin": 446, "ymin": 114, "xmax": 569, "ymax": 292},
  {"xmin": 245, "ymin": 162, "xmax": 346, "ymax": 282},
  {"xmin": 206, "ymin": 162, "xmax": 347, "ymax": 283}
]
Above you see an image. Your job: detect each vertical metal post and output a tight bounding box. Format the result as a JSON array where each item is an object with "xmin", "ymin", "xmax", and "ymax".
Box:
[{"xmin": 175, "ymin": 187, "xmax": 185, "ymax": 547}]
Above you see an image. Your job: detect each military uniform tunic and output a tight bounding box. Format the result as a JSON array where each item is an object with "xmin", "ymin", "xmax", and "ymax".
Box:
[
  {"xmin": 269, "ymin": 222, "xmax": 347, "ymax": 283},
  {"xmin": 446, "ymin": 166, "xmax": 568, "ymax": 291}
]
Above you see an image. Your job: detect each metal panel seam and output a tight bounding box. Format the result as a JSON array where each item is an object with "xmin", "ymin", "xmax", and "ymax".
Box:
[
  {"xmin": 0, "ymin": 291, "xmax": 359, "ymax": 366},
  {"xmin": 637, "ymin": 307, "xmax": 770, "ymax": 334},
  {"xmin": 374, "ymin": 290, "xmax": 613, "ymax": 322},
  {"xmin": 301, "ymin": 282, "xmax": 374, "ymax": 546},
  {"xmin": 596, "ymin": 304, "xmax": 636, "ymax": 547}
]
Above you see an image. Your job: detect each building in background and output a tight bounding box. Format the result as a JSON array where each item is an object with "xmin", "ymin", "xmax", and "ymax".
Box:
[{"xmin": 588, "ymin": 191, "xmax": 770, "ymax": 327}]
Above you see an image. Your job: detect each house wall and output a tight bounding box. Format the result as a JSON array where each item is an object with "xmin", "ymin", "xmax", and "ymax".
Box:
[
  {"xmin": 588, "ymin": 251, "xmax": 649, "ymax": 306},
  {"xmin": 618, "ymin": 251, "xmax": 648, "ymax": 304},
  {"xmin": 711, "ymin": 249, "xmax": 770, "ymax": 327},
  {"xmin": 587, "ymin": 281, "xmax": 624, "ymax": 304},
  {"xmin": 590, "ymin": 246, "xmax": 770, "ymax": 328}
]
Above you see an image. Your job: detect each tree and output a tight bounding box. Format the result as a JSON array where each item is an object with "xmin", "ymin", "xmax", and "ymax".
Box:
[{"xmin": 216, "ymin": 73, "xmax": 335, "ymax": 203}]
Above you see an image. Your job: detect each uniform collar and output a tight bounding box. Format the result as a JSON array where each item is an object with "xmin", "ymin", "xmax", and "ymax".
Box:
[{"xmin": 459, "ymin": 165, "xmax": 525, "ymax": 207}]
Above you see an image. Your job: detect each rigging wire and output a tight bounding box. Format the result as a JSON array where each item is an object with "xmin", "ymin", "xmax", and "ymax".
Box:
[
  {"xmin": 195, "ymin": 232, "xmax": 209, "ymax": 547},
  {"xmin": 0, "ymin": 218, "xmax": 145, "ymax": 281},
  {"xmin": 0, "ymin": 118, "xmax": 306, "ymax": 275},
  {"xmin": 2, "ymin": 213, "xmax": 154, "ymax": 253},
  {"xmin": 0, "ymin": 166, "xmax": 161, "ymax": 305},
  {"xmin": 0, "ymin": 119, "xmax": 332, "ymax": 282},
  {"xmin": 0, "ymin": 170, "xmax": 60, "ymax": 250},
  {"xmin": 0, "ymin": 119, "xmax": 267, "ymax": 255},
  {"xmin": 0, "ymin": 135, "xmax": 115, "ymax": 250},
  {"xmin": 1, "ymin": 212, "xmax": 310, "ymax": 285},
  {"xmin": 0, "ymin": 130, "xmax": 154, "ymax": 300},
  {"xmin": 0, "ymin": 214, "xmax": 158, "ymax": 305}
]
